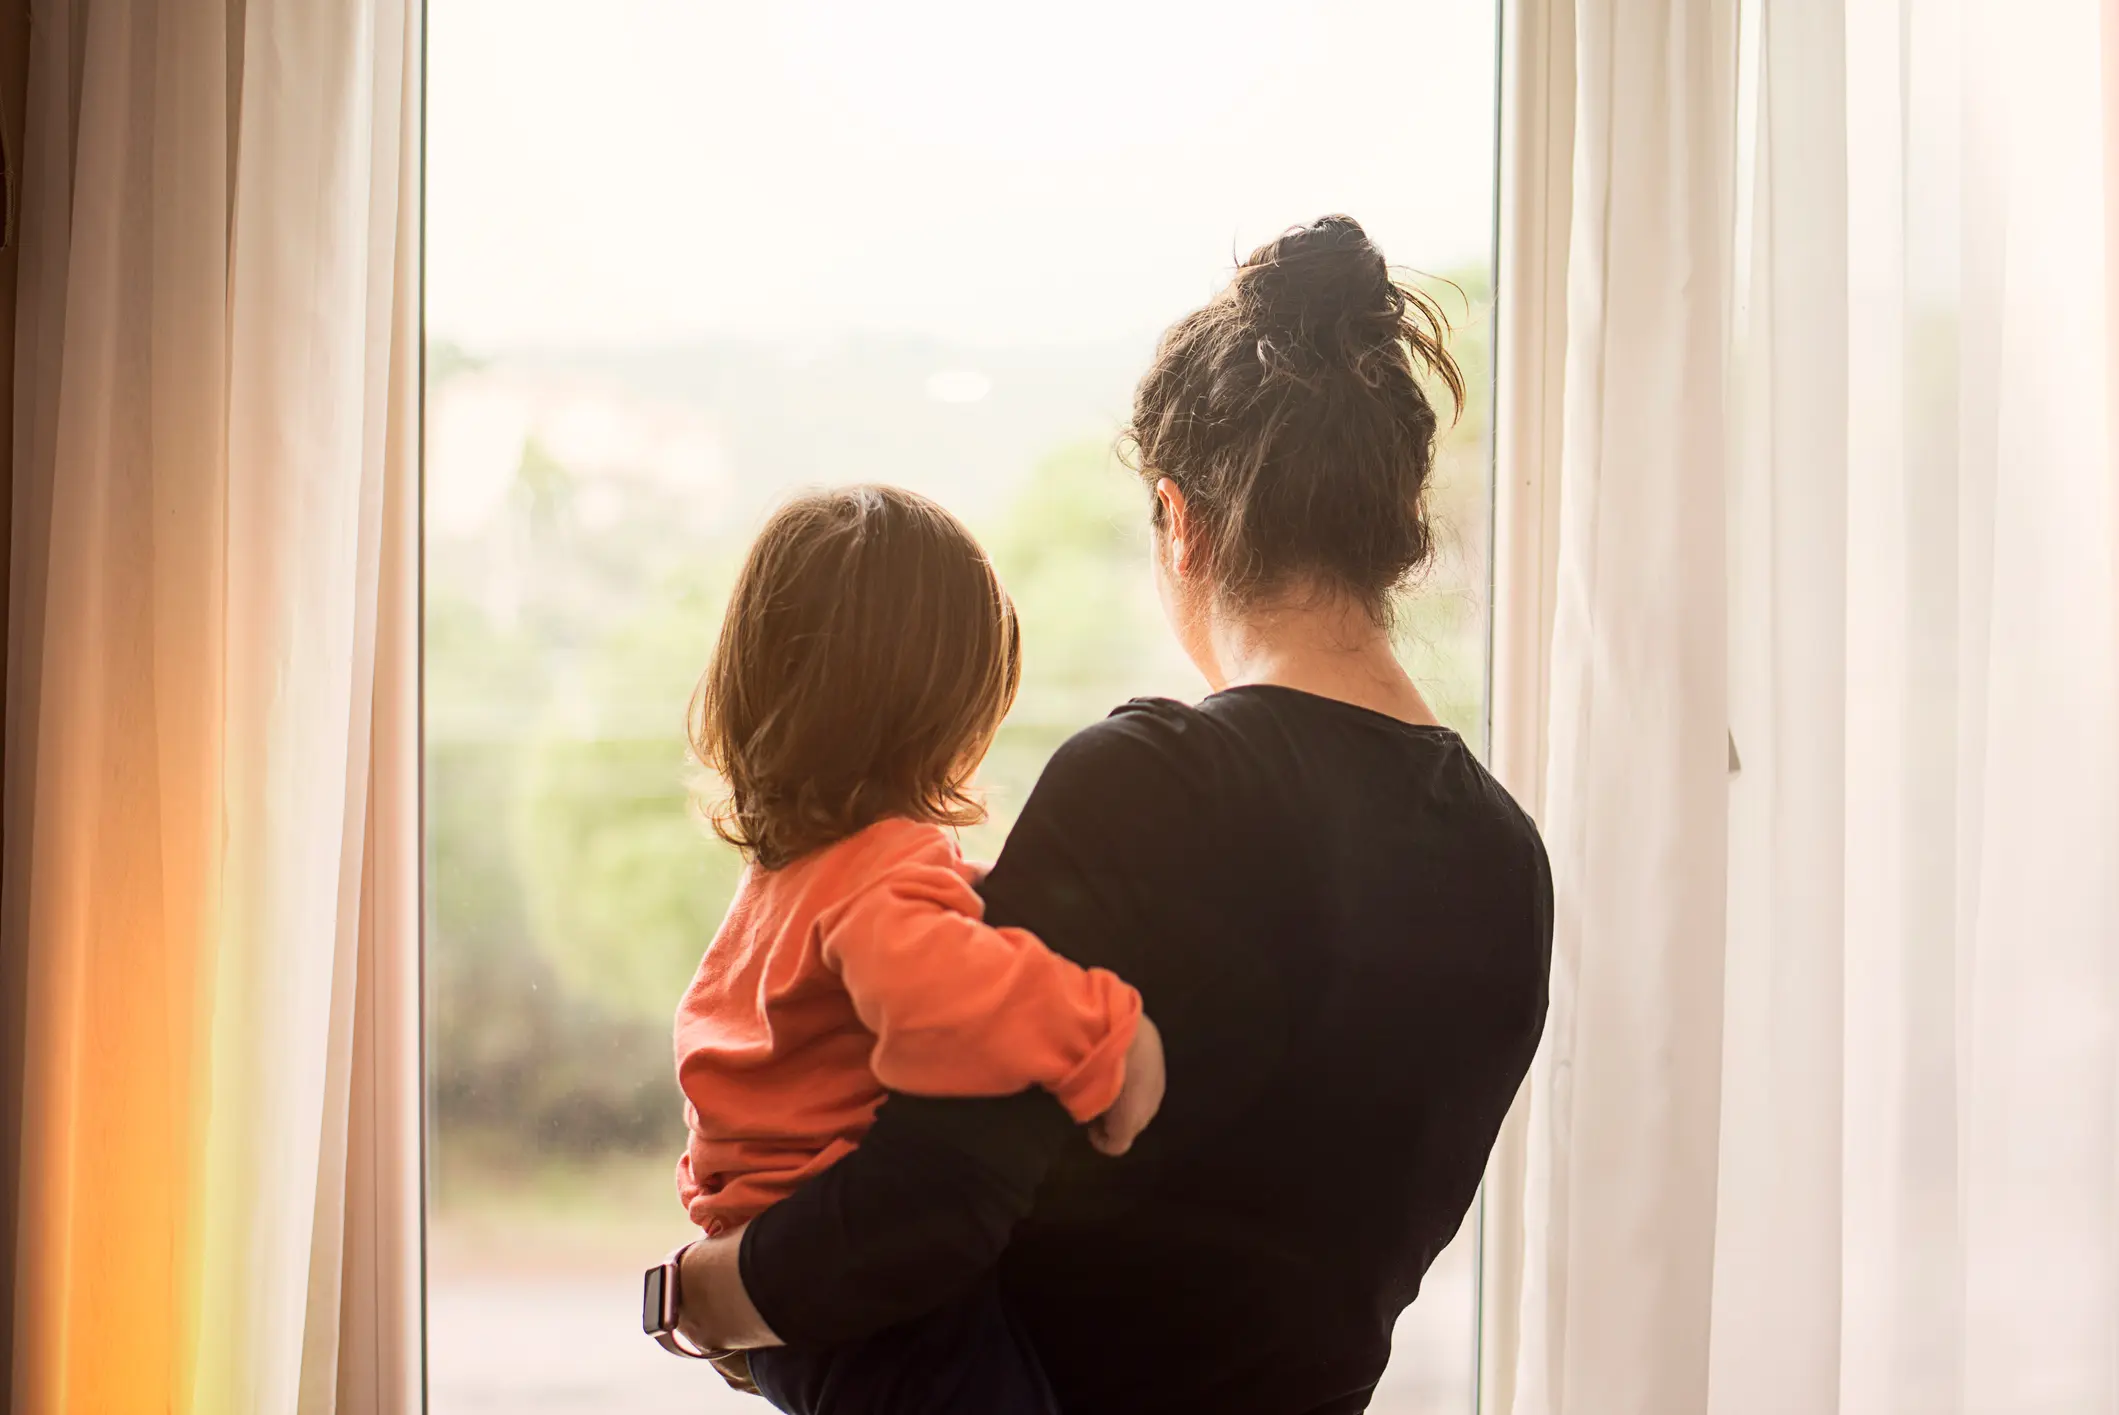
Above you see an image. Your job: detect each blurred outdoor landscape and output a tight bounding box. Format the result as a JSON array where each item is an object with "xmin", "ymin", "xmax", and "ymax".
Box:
[{"xmin": 425, "ymin": 2, "xmax": 1499, "ymax": 1409}]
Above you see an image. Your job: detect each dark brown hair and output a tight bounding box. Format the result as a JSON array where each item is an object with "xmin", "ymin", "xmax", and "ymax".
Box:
[
  {"xmin": 688, "ymin": 485, "xmax": 1022, "ymax": 870},
  {"xmin": 1123, "ymin": 214, "xmax": 1465, "ymax": 618}
]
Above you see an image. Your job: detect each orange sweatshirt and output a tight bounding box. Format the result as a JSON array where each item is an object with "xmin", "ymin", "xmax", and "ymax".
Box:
[{"xmin": 673, "ymin": 817, "xmax": 1141, "ymax": 1233}]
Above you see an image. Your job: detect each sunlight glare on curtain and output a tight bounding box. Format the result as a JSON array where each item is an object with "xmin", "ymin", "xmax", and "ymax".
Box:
[{"xmin": 4, "ymin": 1, "xmax": 422, "ymax": 1412}]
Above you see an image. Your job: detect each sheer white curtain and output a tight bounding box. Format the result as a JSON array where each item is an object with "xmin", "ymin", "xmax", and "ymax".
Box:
[
  {"xmin": 1502, "ymin": 1, "xmax": 1737, "ymax": 1411},
  {"xmin": 1719, "ymin": 0, "xmax": 2119, "ymax": 1409},
  {"xmin": 5, "ymin": 1, "xmax": 420, "ymax": 1411},
  {"xmin": 1491, "ymin": 0, "xmax": 2119, "ymax": 1411}
]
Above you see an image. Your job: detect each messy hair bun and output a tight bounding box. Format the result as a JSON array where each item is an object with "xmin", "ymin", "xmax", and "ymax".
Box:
[{"xmin": 1123, "ymin": 214, "xmax": 1464, "ymax": 617}]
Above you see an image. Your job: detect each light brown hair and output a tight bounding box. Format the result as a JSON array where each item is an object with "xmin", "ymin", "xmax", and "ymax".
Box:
[
  {"xmin": 1123, "ymin": 214, "xmax": 1465, "ymax": 619},
  {"xmin": 689, "ymin": 485, "xmax": 1022, "ymax": 870}
]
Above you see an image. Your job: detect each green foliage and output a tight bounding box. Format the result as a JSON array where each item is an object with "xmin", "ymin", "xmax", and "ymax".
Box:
[
  {"xmin": 515, "ymin": 734, "xmax": 743, "ymax": 1025},
  {"xmin": 425, "ymin": 590, "xmax": 538, "ymax": 737},
  {"xmin": 987, "ymin": 439, "xmax": 1159, "ymax": 699},
  {"xmin": 512, "ymin": 435, "xmax": 576, "ymax": 536},
  {"xmin": 512, "ymin": 562, "xmax": 742, "ymax": 1024},
  {"xmin": 1393, "ymin": 266, "xmax": 1494, "ymax": 745},
  {"xmin": 988, "ymin": 438, "xmax": 1146, "ymax": 583},
  {"xmin": 427, "ymin": 338, "xmax": 488, "ymax": 391},
  {"xmin": 429, "ymin": 738, "xmax": 682, "ymax": 1152},
  {"xmin": 424, "ymin": 595, "xmax": 681, "ymax": 1152}
]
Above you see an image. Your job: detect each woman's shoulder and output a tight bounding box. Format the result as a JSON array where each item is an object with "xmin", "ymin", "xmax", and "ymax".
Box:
[
  {"xmin": 1041, "ymin": 697, "xmax": 1227, "ymax": 791},
  {"xmin": 1006, "ymin": 698, "xmax": 1258, "ymax": 860}
]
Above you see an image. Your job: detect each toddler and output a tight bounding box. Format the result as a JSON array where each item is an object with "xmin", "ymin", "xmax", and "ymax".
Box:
[{"xmin": 669, "ymin": 485, "xmax": 1163, "ymax": 1412}]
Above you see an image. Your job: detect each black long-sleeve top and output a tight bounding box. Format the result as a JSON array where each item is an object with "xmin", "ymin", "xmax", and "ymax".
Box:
[{"xmin": 739, "ymin": 686, "xmax": 1553, "ymax": 1415}]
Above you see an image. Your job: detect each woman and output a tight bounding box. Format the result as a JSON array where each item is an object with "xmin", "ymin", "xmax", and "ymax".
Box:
[{"xmin": 676, "ymin": 215, "xmax": 1552, "ymax": 1415}]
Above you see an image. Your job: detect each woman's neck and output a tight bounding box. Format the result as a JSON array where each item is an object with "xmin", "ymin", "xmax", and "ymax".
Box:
[{"xmin": 1203, "ymin": 591, "xmax": 1443, "ymax": 729}]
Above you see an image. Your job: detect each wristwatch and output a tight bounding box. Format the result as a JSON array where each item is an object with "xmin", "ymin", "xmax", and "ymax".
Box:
[{"xmin": 642, "ymin": 1239, "xmax": 718, "ymax": 1359}]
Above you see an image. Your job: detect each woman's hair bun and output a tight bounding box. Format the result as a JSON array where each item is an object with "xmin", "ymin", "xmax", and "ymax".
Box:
[
  {"xmin": 1231, "ymin": 215, "xmax": 1396, "ymax": 343},
  {"xmin": 1123, "ymin": 214, "xmax": 1467, "ymax": 620}
]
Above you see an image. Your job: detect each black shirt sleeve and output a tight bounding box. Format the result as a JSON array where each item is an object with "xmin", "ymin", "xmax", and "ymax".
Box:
[{"xmin": 739, "ymin": 703, "xmax": 1213, "ymax": 1345}]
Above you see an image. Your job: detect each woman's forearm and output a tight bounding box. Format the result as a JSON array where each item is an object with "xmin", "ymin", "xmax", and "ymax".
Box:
[
  {"xmin": 738, "ymin": 1090, "xmax": 1074, "ymax": 1345},
  {"xmin": 676, "ymin": 1227, "xmax": 783, "ymax": 1352}
]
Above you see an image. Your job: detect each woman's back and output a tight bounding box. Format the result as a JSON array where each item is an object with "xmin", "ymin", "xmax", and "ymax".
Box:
[{"xmin": 985, "ymin": 686, "xmax": 1551, "ymax": 1414}]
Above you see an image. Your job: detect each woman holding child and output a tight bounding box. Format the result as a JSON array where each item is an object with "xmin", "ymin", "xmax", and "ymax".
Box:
[{"xmin": 649, "ymin": 216, "xmax": 1553, "ymax": 1414}]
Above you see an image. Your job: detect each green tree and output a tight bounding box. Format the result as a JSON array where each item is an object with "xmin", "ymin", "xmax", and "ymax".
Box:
[{"xmin": 514, "ymin": 564, "xmax": 745, "ymax": 1025}]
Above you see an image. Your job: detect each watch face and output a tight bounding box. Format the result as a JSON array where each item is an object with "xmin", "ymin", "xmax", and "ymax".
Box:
[{"xmin": 642, "ymin": 1265, "xmax": 667, "ymax": 1335}]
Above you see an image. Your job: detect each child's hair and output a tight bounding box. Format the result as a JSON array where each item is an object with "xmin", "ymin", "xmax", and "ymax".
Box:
[{"xmin": 689, "ymin": 485, "xmax": 1023, "ymax": 870}]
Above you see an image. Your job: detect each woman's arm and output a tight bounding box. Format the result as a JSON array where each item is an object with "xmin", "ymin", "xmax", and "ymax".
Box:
[
  {"xmin": 674, "ymin": 1090, "xmax": 1072, "ymax": 1348},
  {"xmin": 735, "ymin": 1090, "xmax": 1075, "ymax": 1344},
  {"xmin": 684, "ymin": 706, "xmax": 1207, "ymax": 1346},
  {"xmin": 676, "ymin": 1228, "xmax": 778, "ymax": 1352}
]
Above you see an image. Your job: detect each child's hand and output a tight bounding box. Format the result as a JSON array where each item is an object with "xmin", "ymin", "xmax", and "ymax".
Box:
[{"xmin": 1090, "ymin": 1015, "xmax": 1165, "ymax": 1156}]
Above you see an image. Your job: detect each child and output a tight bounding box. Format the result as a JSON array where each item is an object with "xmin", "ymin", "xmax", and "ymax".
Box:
[{"xmin": 670, "ymin": 485, "xmax": 1165, "ymax": 1413}]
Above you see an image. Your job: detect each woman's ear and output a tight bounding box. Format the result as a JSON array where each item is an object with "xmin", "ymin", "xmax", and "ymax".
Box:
[{"xmin": 1154, "ymin": 478, "xmax": 1194, "ymax": 577}]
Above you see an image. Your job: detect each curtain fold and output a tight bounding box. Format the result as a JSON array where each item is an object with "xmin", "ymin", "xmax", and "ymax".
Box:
[
  {"xmin": 1481, "ymin": 0, "xmax": 1575, "ymax": 1407},
  {"xmin": 1710, "ymin": 0, "xmax": 1848, "ymax": 1409},
  {"xmin": 5, "ymin": 1, "xmax": 421, "ymax": 1411},
  {"xmin": 1497, "ymin": 0, "xmax": 2119, "ymax": 1411},
  {"xmin": 1506, "ymin": 1, "xmax": 1737, "ymax": 1411}
]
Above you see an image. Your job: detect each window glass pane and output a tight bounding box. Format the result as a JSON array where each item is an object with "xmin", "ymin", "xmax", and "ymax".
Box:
[{"xmin": 425, "ymin": 4, "xmax": 1496, "ymax": 1410}]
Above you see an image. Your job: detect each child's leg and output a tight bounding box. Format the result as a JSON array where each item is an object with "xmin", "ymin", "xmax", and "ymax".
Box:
[{"xmin": 746, "ymin": 1277, "xmax": 1057, "ymax": 1415}]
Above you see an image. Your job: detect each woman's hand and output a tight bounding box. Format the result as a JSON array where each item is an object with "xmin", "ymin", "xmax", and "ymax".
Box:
[
  {"xmin": 675, "ymin": 1226, "xmax": 784, "ymax": 1353},
  {"xmin": 1090, "ymin": 1014, "xmax": 1165, "ymax": 1156}
]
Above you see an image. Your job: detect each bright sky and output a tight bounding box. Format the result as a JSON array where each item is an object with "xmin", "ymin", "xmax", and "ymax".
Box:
[{"xmin": 427, "ymin": 0, "xmax": 1498, "ymax": 351}]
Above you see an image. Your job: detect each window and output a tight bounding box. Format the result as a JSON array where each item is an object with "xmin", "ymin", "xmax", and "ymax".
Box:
[{"xmin": 424, "ymin": 3, "xmax": 1499, "ymax": 1408}]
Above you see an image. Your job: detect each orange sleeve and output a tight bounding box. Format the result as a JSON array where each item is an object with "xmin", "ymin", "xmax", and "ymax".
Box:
[{"xmin": 817, "ymin": 836, "xmax": 1141, "ymax": 1123}]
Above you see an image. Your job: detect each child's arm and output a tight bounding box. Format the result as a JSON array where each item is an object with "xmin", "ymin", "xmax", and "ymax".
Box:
[{"xmin": 818, "ymin": 838, "xmax": 1145, "ymax": 1127}]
